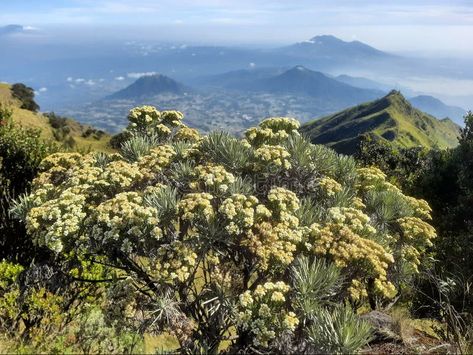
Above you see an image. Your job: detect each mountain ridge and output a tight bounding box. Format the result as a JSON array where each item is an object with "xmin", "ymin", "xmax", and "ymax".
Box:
[{"xmin": 300, "ymin": 90, "xmax": 460, "ymax": 154}]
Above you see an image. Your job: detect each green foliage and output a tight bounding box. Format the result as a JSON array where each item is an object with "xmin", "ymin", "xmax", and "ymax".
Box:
[
  {"xmin": 412, "ymin": 112, "xmax": 473, "ymax": 316},
  {"xmin": 11, "ymin": 83, "xmax": 39, "ymax": 112},
  {"xmin": 0, "ymin": 106, "xmax": 57, "ymax": 263},
  {"xmin": 307, "ymin": 305, "xmax": 373, "ymax": 354},
  {"xmin": 120, "ymin": 134, "xmax": 155, "ymax": 161},
  {"xmin": 291, "ymin": 256, "xmax": 341, "ymax": 314},
  {"xmin": 356, "ymin": 134, "xmax": 430, "ymax": 191},
  {"xmin": 198, "ymin": 131, "xmax": 252, "ymax": 173}
]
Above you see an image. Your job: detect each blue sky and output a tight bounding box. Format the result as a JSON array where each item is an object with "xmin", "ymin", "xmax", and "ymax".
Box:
[{"xmin": 2, "ymin": 0, "xmax": 473, "ymax": 54}]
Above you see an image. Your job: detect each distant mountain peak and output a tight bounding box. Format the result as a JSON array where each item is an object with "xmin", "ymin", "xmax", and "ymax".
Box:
[
  {"xmin": 283, "ymin": 34, "xmax": 392, "ymax": 61},
  {"xmin": 107, "ymin": 74, "xmax": 188, "ymax": 100},
  {"xmin": 294, "ymin": 65, "xmax": 308, "ymax": 71},
  {"xmin": 409, "ymin": 94, "xmax": 466, "ymax": 125},
  {"xmin": 308, "ymin": 35, "xmax": 344, "ymax": 44}
]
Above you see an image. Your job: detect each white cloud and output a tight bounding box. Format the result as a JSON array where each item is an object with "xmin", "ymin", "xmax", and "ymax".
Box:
[
  {"xmin": 38, "ymin": 87, "xmax": 47, "ymax": 92},
  {"xmin": 115, "ymin": 76, "xmax": 125, "ymax": 80},
  {"xmin": 75, "ymin": 78, "xmax": 85, "ymax": 83},
  {"xmin": 127, "ymin": 72, "xmax": 156, "ymax": 78}
]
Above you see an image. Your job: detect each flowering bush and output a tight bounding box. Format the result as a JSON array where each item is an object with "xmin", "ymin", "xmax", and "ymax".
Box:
[{"xmin": 15, "ymin": 107, "xmax": 436, "ymax": 353}]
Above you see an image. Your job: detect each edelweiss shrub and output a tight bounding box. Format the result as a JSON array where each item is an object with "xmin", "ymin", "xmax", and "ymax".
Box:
[{"xmin": 18, "ymin": 107, "xmax": 436, "ymax": 353}]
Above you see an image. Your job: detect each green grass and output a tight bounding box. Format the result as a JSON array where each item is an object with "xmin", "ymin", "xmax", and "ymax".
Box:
[
  {"xmin": 0, "ymin": 83, "xmax": 112, "ymax": 152},
  {"xmin": 144, "ymin": 333, "xmax": 179, "ymax": 353},
  {"xmin": 301, "ymin": 91, "xmax": 460, "ymax": 154}
]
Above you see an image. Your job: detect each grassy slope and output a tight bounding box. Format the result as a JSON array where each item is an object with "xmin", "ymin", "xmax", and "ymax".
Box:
[
  {"xmin": 0, "ymin": 83, "xmax": 112, "ymax": 152},
  {"xmin": 300, "ymin": 91, "xmax": 460, "ymax": 154}
]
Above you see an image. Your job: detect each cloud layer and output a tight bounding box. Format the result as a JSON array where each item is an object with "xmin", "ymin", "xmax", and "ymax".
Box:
[{"xmin": 1, "ymin": 1, "xmax": 472, "ymax": 54}]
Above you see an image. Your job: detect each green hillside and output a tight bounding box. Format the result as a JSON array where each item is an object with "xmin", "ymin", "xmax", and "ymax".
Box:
[
  {"xmin": 0, "ymin": 82, "xmax": 112, "ymax": 152},
  {"xmin": 300, "ymin": 90, "xmax": 460, "ymax": 154}
]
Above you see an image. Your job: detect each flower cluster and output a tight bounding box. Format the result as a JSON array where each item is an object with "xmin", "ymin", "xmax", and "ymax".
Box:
[
  {"xmin": 404, "ymin": 196, "xmax": 432, "ymax": 220},
  {"xmin": 245, "ymin": 117, "xmax": 299, "ymax": 147},
  {"xmin": 189, "ymin": 164, "xmax": 235, "ymax": 193},
  {"xmin": 154, "ymin": 241, "xmax": 198, "ymax": 283},
  {"xmin": 356, "ymin": 166, "xmax": 389, "ymax": 191},
  {"xmin": 91, "ymin": 192, "xmax": 162, "ymax": 253},
  {"xmin": 397, "ymin": 216, "xmax": 436, "ymax": 272},
  {"xmin": 34, "ymin": 152, "xmax": 83, "ymax": 185},
  {"xmin": 174, "ymin": 126, "xmax": 200, "ymax": 142},
  {"xmin": 219, "ymin": 194, "xmax": 268, "ymax": 234},
  {"xmin": 254, "ymin": 144, "xmax": 292, "ymax": 171},
  {"xmin": 237, "ymin": 281, "xmax": 298, "ymax": 347},
  {"xmin": 95, "ymin": 160, "xmax": 144, "ymax": 194},
  {"xmin": 317, "ymin": 176, "xmax": 343, "ymax": 197},
  {"xmin": 178, "ymin": 192, "xmax": 214, "ymax": 222},
  {"xmin": 127, "ymin": 106, "xmax": 183, "ymax": 136},
  {"xmin": 138, "ymin": 145, "xmax": 176, "ymax": 176},
  {"xmin": 243, "ymin": 222, "xmax": 303, "ymax": 269},
  {"xmin": 27, "ymin": 188, "xmax": 87, "ymax": 252},
  {"xmin": 267, "ymin": 187, "xmax": 300, "ymax": 225},
  {"xmin": 307, "ymin": 207, "xmax": 396, "ymax": 298}
]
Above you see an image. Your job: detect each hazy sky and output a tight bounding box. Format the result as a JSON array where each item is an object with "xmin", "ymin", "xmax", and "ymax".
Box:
[{"xmin": 1, "ymin": 0, "xmax": 473, "ymax": 55}]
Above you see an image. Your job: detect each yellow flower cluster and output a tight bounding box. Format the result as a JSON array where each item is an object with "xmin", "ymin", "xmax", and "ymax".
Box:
[
  {"xmin": 356, "ymin": 166, "xmax": 436, "ymax": 278},
  {"xmin": 66, "ymin": 155, "xmax": 103, "ymax": 189},
  {"xmin": 138, "ymin": 145, "xmax": 176, "ymax": 176},
  {"xmin": 174, "ymin": 126, "xmax": 200, "ymax": 142},
  {"xmin": 317, "ymin": 176, "xmax": 343, "ymax": 197},
  {"xmin": 254, "ymin": 144, "xmax": 292, "ymax": 170},
  {"xmin": 155, "ymin": 241, "xmax": 197, "ymax": 283},
  {"xmin": 189, "ymin": 164, "xmax": 235, "ymax": 193},
  {"xmin": 245, "ymin": 117, "xmax": 299, "ymax": 147},
  {"xmin": 404, "ymin": 196, "xmax": 432, "ymax": 220},
  {"xmin": 27, "ymin": 188, "xmax": 87, "ymax": 252},
  {"xmin": 34, "ymin": 152, "xmax": 83, "ymax": 185},
  {"xmin": 127, "ymin": 106, "xmax": 184, "ymax": 136},
  {"xmin": 356, "ymin": 166, "xmax": 389, "ymax": 190},
  {"xmin": 348, "ymin": 279, "xmax": 368, "ymax": 302},
  {"xmin": 160, "ymin": 110, "xmax": 185, "ymax": 127},
  {"xmin": 259, "ymin": 117, "xmax": 300, "ymax": 132},
  {"xmin": 219, "ymin": 194, "xmax": 268, "ymax": 234},
  {"xmin": 237, "ymin": 281, "xmax": 298, "ymax": 347},
  {"xmin": 267, "ymin": 187, "xmax": 300, "ymax": 225},
  {"xmin": 95, "ymin": 160, "xmax": 144, "ymax": 193},
  {"xmin": 398, "ymin": 216, "xmax": 436, "ymax": 244},
  {"xmin": 308, "ymin": 207, "xmax": 396, "ymax": 298},
  {"xmin": 39, "ymin": 152, "xmax": 83, "ymax": 172},
  {"xmin": 178, "ymin": 192, "xmax": 214, "ymax": 222},
  {"xmin": 92, "ymin": 192, "xmax": 162, "ymax": 252},
  {"xmin": 243, "ymin": 222, "xmax": 303, "ymax": 269},
  {"xmin": 235, "ymin": 188, "xmax": 302, "ymax": 268}
]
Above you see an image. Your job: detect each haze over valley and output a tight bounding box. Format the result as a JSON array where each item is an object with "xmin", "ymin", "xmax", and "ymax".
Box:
[{"xmin": 1, "ymin": 22, "xmax": 471, "ymax": 133}]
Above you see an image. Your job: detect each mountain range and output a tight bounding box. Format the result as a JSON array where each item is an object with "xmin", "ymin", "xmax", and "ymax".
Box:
[
  {"xmin": 7, "ymin": 31, "xmax": 466, "ymax": 111},
  {"xmin": 300, "ymin": 91, "xmax": 460, "ymax": 154}
]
